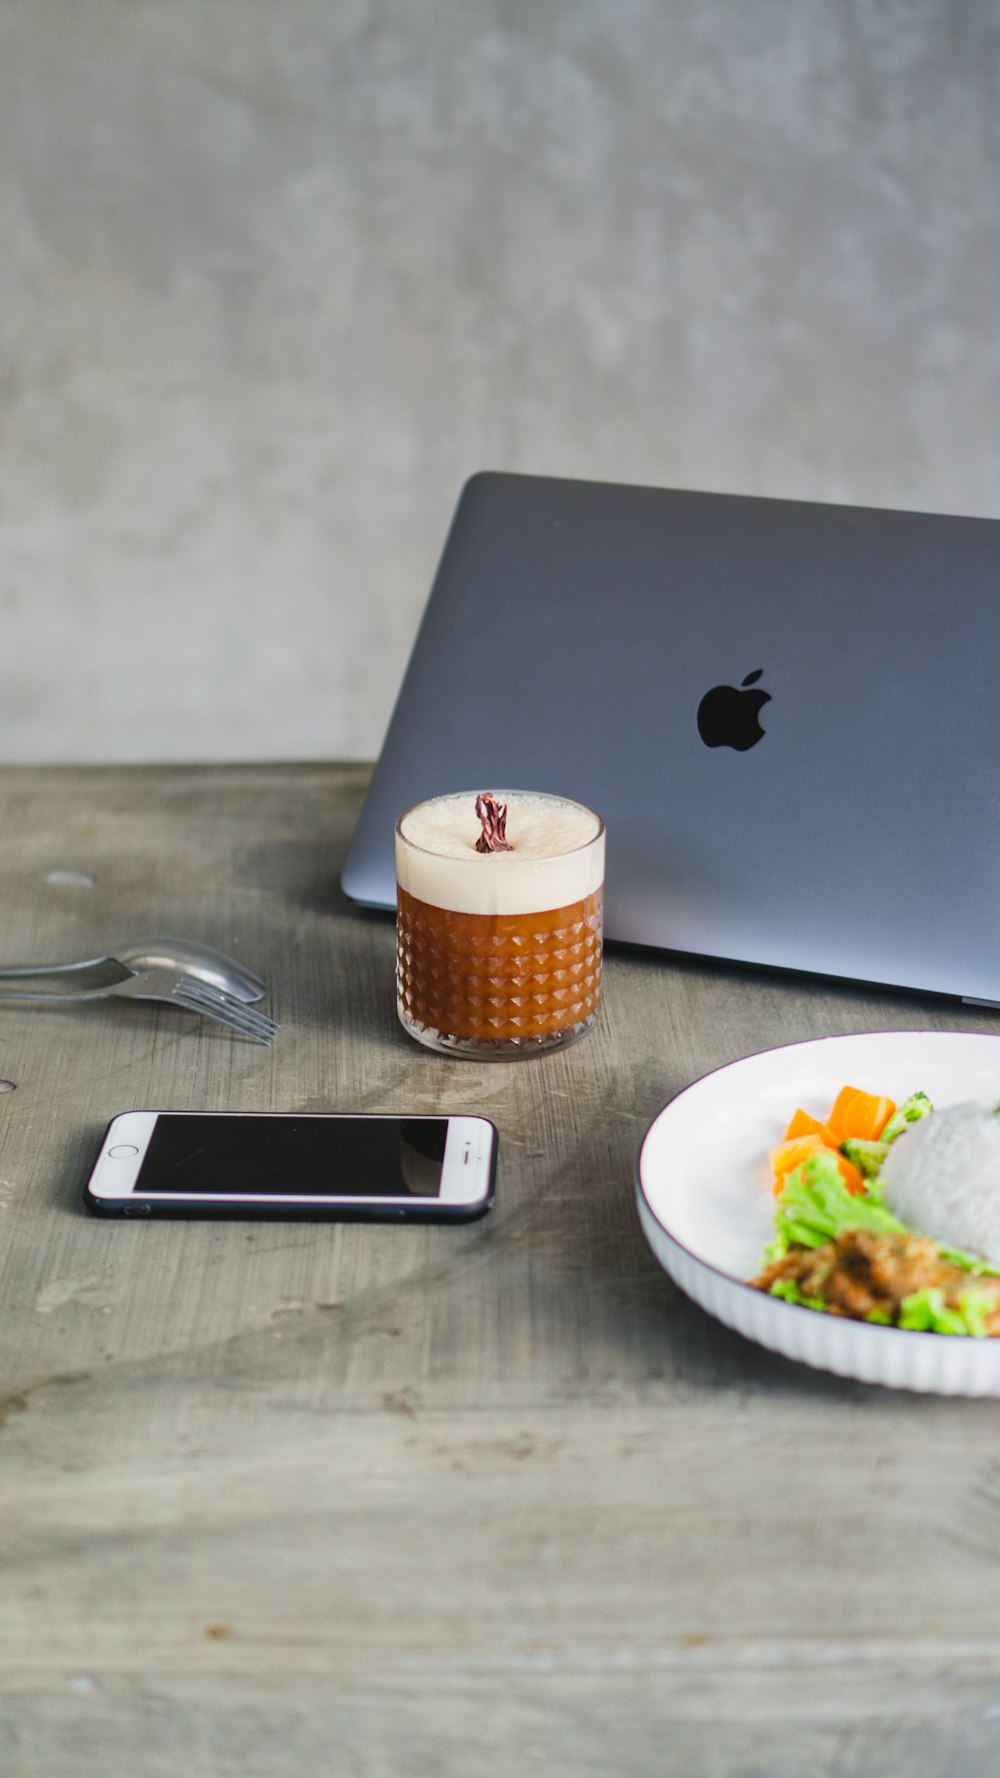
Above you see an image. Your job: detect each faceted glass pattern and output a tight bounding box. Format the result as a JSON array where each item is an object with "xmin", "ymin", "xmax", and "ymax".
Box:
[{"xmin": 396, "ymin": 887, "xmax": 604, "ymax": 1058}]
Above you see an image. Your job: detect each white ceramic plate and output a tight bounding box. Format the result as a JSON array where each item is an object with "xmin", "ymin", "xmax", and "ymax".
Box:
[{"xmin": 636, "ymin": 1030, "xmax": 1000, "ymax": 1396}]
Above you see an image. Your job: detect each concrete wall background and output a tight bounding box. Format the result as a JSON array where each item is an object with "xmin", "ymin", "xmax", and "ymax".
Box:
[{"xmin": 3, "ymin": 0, "xmax": 999, "ymax": 762}]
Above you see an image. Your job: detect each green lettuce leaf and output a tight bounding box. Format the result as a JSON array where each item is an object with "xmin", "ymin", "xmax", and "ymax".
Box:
[
  {"xmin": 936, "ymin": 1244, "xmax": 1000, "ymax": 1279},
  {"xmin": 767, "ymin": 1277, "xmax": 828, "ymax": 1312},
  {"xmin": 765, "ymin": 1151, "xmax": 906, "ymax": 1263},
  {"xmin": 897, "ymin": 1286, "xmax": 995, "ymax": 1337}
]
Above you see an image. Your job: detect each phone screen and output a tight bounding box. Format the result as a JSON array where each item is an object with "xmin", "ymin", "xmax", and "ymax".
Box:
[{"xmin": 136, "ymin": 1114, "xmax": 452, "ymax": 1199}]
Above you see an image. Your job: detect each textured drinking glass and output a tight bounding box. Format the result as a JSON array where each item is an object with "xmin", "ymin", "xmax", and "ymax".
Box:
[{"xmin": 396, "ymin": 790, "xmax": 605, "ymax": 1059}]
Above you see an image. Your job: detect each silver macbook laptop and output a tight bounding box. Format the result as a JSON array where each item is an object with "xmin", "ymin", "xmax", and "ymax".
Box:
[{"xmin": 342, "ymin": 471, "xmax": 1000, "ymax": 1005}]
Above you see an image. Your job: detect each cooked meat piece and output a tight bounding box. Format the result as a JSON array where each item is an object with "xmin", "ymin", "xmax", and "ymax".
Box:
[
  {"xmin": 860, "ymin": 1229, "xmax": 964, "ymax": 1301},
  {"xmin": 752, "ymin": 1228, "xmax": 1000, "ymax": 1331}
]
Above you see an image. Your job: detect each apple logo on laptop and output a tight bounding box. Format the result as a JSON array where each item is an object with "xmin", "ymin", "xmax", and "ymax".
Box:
[{"xmin": 696, "ymin": 670, "xmax": 770, "ymax": 752}]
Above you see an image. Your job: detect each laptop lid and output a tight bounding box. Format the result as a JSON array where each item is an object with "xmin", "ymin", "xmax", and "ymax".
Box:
[{"xmin": 342, "ymin": 471, "xmax": 1000, "ymax": 1004}]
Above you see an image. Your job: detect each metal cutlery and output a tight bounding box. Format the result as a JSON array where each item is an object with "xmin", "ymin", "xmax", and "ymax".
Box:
[
  {"xmin": 110, "ymin": 936, "xmax": 267, "ymax": 1003},
  {"xmin": 0, "ymin": 947, "xmax": 278, "ymax": 1044}
]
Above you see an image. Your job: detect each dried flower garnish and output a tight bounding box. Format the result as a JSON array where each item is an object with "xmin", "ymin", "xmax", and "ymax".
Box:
[{"xmin": 474, "ymin": 792, "xmax": 513, "ymax": 853}]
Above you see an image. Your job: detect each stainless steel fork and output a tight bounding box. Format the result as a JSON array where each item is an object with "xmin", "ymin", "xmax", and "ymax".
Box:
[{"xmin": 0, "ymin": 959, "xmax": 279, "ymax": 1044}]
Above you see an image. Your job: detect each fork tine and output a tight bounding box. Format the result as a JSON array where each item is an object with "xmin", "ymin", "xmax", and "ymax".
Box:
[
  {"xmin": 176, "ymin": 983, "xmax": 279, "ymax": 1040},
  {"xmin": 172, "ymin": 990, "xmax": 278, "ymax": 1044},
  {"xmin": 173, "ymin": 977, "xmax": 280, "ymax": 1030},
  {"xmin": 170, "ymin": 978, "xmax": 279, "ymax": 1043}
]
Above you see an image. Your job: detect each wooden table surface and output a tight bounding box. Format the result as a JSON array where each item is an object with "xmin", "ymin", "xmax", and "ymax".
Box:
[{"xmin": 3, "ymin": 763, "xmax": 1000, "ymax": 1778}]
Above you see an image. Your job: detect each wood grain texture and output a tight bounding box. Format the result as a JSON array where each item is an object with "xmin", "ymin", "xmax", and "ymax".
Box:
[{"xmin": 3, "ymin": 764, "xmax": 1000, "ymax": 1776}]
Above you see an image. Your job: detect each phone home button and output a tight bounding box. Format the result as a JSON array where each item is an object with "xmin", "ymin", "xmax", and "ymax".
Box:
[{"xmin": 108, "ymin": 1144, "xmax": 140, "ymax": 1158}]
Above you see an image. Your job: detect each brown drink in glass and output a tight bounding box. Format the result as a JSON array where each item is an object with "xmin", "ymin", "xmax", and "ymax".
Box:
[{"xmin": 396, "ymin": 790, "xmax": 605, "ymax": 1059}]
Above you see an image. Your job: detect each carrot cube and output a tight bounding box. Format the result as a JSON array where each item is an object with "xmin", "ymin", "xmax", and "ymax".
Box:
[{"xmin": 826, "ymin": 1086, "xmax": 896, "ymax": 1145}]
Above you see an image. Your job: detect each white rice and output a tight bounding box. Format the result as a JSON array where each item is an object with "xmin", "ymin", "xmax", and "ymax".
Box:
[{"xmin": 880, "ymin": 1100, "xmax": 1000, "ymax": 1263}]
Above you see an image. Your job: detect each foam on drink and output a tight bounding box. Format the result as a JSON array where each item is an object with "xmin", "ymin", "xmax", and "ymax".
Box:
[{"xmin": 396, "ymin": 791, "xmax": 604, "ymax": 916}]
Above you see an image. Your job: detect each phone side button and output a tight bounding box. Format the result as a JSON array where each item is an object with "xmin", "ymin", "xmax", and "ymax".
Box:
[{"xmin": 122, "ymin": 1203, "xmax": 152, "ymax": 1217}]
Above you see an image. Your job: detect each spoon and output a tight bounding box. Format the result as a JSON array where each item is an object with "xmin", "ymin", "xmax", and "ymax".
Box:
[{"xmin": 111, "ymin": 937, "xmax": 267, "ymax": 1004}]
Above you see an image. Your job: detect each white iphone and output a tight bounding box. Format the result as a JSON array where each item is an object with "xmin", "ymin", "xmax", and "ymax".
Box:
[{"xmin": 84, "ymin": 1110, "xmax": 497, "ymax": 1221}]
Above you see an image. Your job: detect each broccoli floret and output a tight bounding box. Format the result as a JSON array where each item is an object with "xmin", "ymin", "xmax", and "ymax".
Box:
[
  {"xmin": 880, "ymin": 1092, "xmax": 932, "ymax": 1144},
  {"xmin": 840, "ymin": 1137, "xmax": 889, "ymax": 1179}
]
